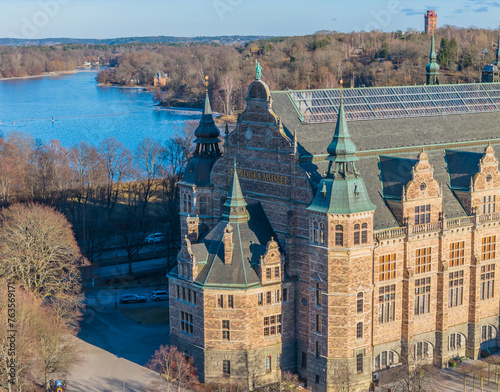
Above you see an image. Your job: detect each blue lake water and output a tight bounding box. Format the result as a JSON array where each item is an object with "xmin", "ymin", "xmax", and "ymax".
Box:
[{"xmin": 0, "ymin": 71, "xmax": 201, "ymax": 151}]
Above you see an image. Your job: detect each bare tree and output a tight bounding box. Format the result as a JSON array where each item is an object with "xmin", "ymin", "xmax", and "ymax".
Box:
[
  {"xmin": 0, "ymin": 203, "xmax": 87, "ymax": 324},
  {"xmin": 327, "ymin": 359, "xmax": 353, "ymax": 392},
  {"xmin": 147, "ymin": 345, "xmax": 198, "ymax": 392}
]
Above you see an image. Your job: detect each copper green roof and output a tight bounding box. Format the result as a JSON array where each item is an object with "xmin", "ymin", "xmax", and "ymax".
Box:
[
  {"xmin": 222, "ymin": 164, "xmax": 250, "ymax": 222},
  {"xmin": 326, "ymin": 98, "xmax": 358, "ymax": 164}
]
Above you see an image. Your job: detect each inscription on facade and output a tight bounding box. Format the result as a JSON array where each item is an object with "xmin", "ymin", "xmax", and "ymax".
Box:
[{"xmin": 231, "ymin": 168, "xmax": 289, "ymax": 185}]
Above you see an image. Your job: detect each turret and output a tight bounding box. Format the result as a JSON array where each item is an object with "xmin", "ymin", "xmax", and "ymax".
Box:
[{"xmin": 426, "ymin": 35, "xmax": 440, "ymax": 85}]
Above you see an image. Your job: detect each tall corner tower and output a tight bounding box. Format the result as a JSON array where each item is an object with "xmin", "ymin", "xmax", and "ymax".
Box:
[
  {"xmin": 179, "ymin": 79, "xmax": 222, "ymax": 243},
  {"xmin": 305, "ymin": 97, "xmax": 376, "ymax": 391},
  {"xmin": 425, "ymin": 10, "xmax": 437, "ymax": 34}
]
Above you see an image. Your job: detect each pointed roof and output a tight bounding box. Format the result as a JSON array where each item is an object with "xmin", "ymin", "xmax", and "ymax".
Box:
[
  {"xmin": 308, "ymin": 97, "xmax": 376, "ymax": 214},
  {"xmin": 326, "ymin": 98, "xmax": 358, "ymax": 164},
  {"xmin": 194, "ymin": 92, "xmax": 221, "ymax": 144},
  {"xmin": 222, "ymin": 163, "xmax": 249, "ymax": 222},
  {"xmin": 426, "ymin": 35, "xmax": 440, "ymax": 75}
]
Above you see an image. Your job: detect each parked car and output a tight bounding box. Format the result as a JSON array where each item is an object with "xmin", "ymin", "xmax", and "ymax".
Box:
[
  {"xmin": 145, "ymin": 233, "xmax": 165, "ymax": 244},
  {"xmin": 119, "ymin": 294, "xmax": 146, "ymax": 304},
  {"xmin": 151, "ymin": 290, "xmax": 169, "ymax": 301}
]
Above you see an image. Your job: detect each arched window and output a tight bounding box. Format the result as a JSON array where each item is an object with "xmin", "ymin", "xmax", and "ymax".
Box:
[
  {"xmin": 357, "ymin": 292, "xmax": 364, "ymax": 313},
  {"xmin": 335, "ymin": 225, "xmax": 343, "ymax": 246},
  {"xmin": 481, "ymin": 325, "xmax": 497, "ymax": 342},
  {"xmin": 374, "ymin": 351, "xmax": 399, "ymax": 370},
  {"xmin": 414, "ymin": 341, "xmax": 432, "ymax": 360},
  {"xmin": 354, "ymin": 224, "xmax": 360, "ymax": 245},
  {"xmin": 199, "ymin": 196, "xmax": 207, "ymax": 216},
  {"xmin": 356, "ymin": 322, "xmax": 363, "ymax": 339},
  {"xmin": 182, "ymin": 194, "xmax": 187, "ymax": 213},
  {"xmin": 187, "ymin": 195, "xmax": 192, "ymax": 214},
  {"xmin": 362, "ymin": 223, "xmax": 368, "ymax": 244},
  {"xmin": 319, "ymin": 223, "xmax": 325, "ymax": 244},
  {"xmin": 313, "ymin": 221, "xmax": 319, "ymax": 243},
  {"xmin": 449, "ymin": 333, "xmax": 466, "ymax": 350}
]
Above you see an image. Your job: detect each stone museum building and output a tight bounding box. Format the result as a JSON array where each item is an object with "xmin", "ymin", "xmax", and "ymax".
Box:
[{"xmin": 168, "ymin": 38, "xmax": 500, "ymax": 391}]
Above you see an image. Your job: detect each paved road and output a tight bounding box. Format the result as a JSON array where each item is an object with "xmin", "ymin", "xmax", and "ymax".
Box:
[
  {"xmin": 91, "ymin": 257, "xmax": 168, "ymax": 281},
  {"xmin": 68, "ymin": 286, "xmax": 170, "ymax": 391}
]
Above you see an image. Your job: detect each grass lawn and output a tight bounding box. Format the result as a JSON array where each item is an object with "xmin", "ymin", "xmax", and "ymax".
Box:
[{"xmin": 120, "ymin": 305, "xmax": 169, "ymax": 324}]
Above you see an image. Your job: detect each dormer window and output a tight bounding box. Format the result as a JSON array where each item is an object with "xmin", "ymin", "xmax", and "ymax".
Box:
[{"xmin": 414, "ymin": 205, "xmax": 430, "ymax": 225}]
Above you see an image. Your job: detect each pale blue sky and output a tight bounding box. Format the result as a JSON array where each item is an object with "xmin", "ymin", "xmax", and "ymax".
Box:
[{"xmin": 1, "ymin": 0, "xmax": 499, "ymax": 39}]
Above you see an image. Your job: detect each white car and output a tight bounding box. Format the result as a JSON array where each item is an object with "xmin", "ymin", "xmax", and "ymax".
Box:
[
  {"xmin": 145, "ymin": 233, "xmax": 165, "ymax": 244},
  {"xmin": 151, "ymin": 290, "xmax": 169, "ymax": 301}
]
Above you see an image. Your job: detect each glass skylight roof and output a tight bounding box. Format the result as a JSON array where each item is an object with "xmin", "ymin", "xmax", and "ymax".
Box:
[{"xmin": 288, "ymin": 83, "xmax": 500, "ymax": 123}]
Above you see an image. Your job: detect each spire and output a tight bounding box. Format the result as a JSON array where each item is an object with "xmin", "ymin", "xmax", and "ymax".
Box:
[
  {"xmin": 426, "ymin": 35, "xmax": 440, "ymax": 85},
  {"xmin": 193, "ymin": 76, "xmax": 221, "ymax": 156},
  {"xmin": 326, "ymin": 97, "xmax": 359, "ymax": 178},
  {"xmin": 222, "ymin": 160, "xmax": 249, "ymax": 222}
]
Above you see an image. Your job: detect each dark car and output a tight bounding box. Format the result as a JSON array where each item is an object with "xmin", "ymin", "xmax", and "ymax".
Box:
[{"xmin": 119, "ymin": 294, "xmax": 147, "ymax": 304}]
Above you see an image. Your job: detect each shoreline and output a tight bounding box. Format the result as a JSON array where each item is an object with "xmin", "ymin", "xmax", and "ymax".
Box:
[{"xmin": 0, "ymin": 70, "xmax": 80, "ymax": 82}]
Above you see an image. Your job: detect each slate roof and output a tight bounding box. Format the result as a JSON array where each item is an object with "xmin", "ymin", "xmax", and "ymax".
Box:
[
  {"xmin": 194, "ymin": 203, "xmax": 277, "ymax": 288},
  {"xmin": 270, "ymin": 90, "xmax": 500, "ymax": 230}
]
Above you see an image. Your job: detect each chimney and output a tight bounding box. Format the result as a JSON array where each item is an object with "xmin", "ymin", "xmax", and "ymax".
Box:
[{"xmin": 223, "ymin": 225, "xmax": 233, "ymax": 264}]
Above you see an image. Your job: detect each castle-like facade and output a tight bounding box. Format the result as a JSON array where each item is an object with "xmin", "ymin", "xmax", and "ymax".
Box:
[{"xmin": 168, "ymin": 41, "xmax": 500, "ymax": 391}]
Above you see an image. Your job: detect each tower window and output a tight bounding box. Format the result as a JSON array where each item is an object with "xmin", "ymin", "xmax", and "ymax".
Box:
[
  {"xmin": 357, "ymin": 292, "xmax": 364, "ymax": 313},
  {"xmin": 335, "ymin": 225, "xmax": 343, "ymax": 246},
  {"xmin": 199, "ymin": 196, "xmax": 207, "ymax": 215},
  {"xmin": 222, "ymin": 320, "xmax": 230, "ymax": 340},
  {"xmin": 222, "ymin": 360, "xmax": 230, "ymax": 377},
  {"xmin": 354, "ymin": 224, "xmax": 360, "ymax": 245},
  {"xmin": 319, "ymin": 222, "xmax": 325, "ymax": 244},
  {"xmin": 316, "ymin": 341, "xmax": 321, "ymax": 358},
  {"xmin": 315, "ymin": 283, "xmax": 321, "ymax": 307},
  {"xmin": 356, "ymin": 322, "xmax": 363, "ymax": 339},
  {"xmin": 356, "ymin": 353, "xmax": 363, "ymax": 373},
  {"xmin": 414, "ymin": 205, "xmax": 430, "ymax": 225},
  {"xmin": 316, "ymin": 313, "xmax": 322, "ymax": 333},
  {"xmin": 361, "ymin": 223, "xmax": 368, "ymax": 243},
  {"xmin": 313, "ymin": 221, "xmax": 319, "ymax": 243}
]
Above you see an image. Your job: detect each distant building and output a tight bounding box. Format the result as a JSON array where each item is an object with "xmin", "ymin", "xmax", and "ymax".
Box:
[
  {"xmin": 154, "ymin": 71, "xmax": 168, "ymax": 87},
  {"xmin": 250, "ymin": 47, "xmax": 260, "ymax": 57},
  {"xmin": 481, "ymin": 35, "xmax": 500, "ymax": 83},
  {"xmin": 425, "ymin": 10, "xmax": 437, "ymax": 34}
]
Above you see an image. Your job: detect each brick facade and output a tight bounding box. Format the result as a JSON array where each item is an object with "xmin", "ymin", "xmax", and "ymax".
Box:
[{"xmin": 168, "ymin": 78, "xmax": 500, "ymax": 392}]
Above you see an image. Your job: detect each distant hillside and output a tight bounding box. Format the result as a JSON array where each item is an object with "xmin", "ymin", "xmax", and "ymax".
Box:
[{"xmin": 0, "ymin": 35, "xmax": 270, "ymax": 47}]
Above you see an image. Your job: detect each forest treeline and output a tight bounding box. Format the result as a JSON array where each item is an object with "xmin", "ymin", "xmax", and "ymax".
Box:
[
  {"xmin": 0, "ymin": 128, "xmax": 193, "ymax": 265},
  {"xmin": 1, "ymin": 26, "xmax": 499, "ymax": 114}
]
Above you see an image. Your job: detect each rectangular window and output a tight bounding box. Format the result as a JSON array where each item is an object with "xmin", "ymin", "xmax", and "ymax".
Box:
[
  {"xmin": 177, "ymin": 285, "xmax": 180, "ymax": 298},
  {"xmin": 228, "ymin": 295, "xmax": 234, "ymax": 309},
  {"xmin": 302, "ymin": 352, "xmax": 307, "ymax": 369},
  {"xmin": 276, "ymin": 354, "xmax": 282, "ymax": 368},
  {"xmin": 180, "ymin": 311, "xmax": 194, "ymax": 334},
  {"xmin": 356, "ymin": 322, "xmax": 363, "ymax": 339},
  {"xmin": 188, "ymin": 289, "xmax": 191, "ymax": 303},
  {"xmin": 316, "ymin": 375, "xmax": 320, "ymax": 384},
  {"xmin": 415, "ymin": 342, "xmax": 430, "ymax": 360},
  {"xmin": 357, "ymin": 293, "xmax": 364, "ymax": 313},
  {"xmin": 354, "ymin": 231, "xmax": 360, "ymax": 245},
  {"xmin": 193, "ymin": 292, "xmax": 197, "ymax": 305},
  {"xmin": 182, "ymin": 287, "xmax": 186, "ymax": 300},
  {"xmin": 258, "ymin": 292, "xmax": 263, "ymax": 306},
  {"xmin": 266, "ymin": 268, "xmax": 271, "ymax": 279},
  {"xmin": 275, "ymin": 266, "xmax": 280, "ymax": 278},
  {"xmin": 217, "ymin": 294, "xmax": 224, "ymax": 308},
  {"xmin": 361, "ymin": 228, "xmax": 368, "ymax": 244},
  {"xmin": 415, "ymin": 247, "xmax": 431, "ymax": 274},
  {"xmin": 481, "ymin": 264, "xmax": 495, "ymax": 300},
  {"xmin": 265, "ymin": 356, "xmax": 271, "ymax": 372},
  {"xmin": 263, "ymin": 314, "xmax": 282, "ymax": 336},
  {"xmin": 415, "ymin": 278, "xmax": 431, "ymax": 315},
  {"xmin": 378, "ymin": 285, "xmax": 396, "ymax": 323},
  {"xmin": 266, "ymin": 291, "xmax": 272, "ymax": 305},
  {"xmin": 282, "ymin": 288, "xmax": 288, "ymax": 303},
  {"xmin": 356, "ymin": 353, "xmax": 363, "ymax": 373},
  {"xmin": 482, "ymin": 236, "xmax": 496, "ymax": 260},
  {"xmin": 482, "ymin": 325, "xmax": 494, "ymax": 342},
  {"xmin": 222, "ymin": 320, "xmax": 230, "ymax": 340},
  {"xmin": 448, "ymin": 270, "xmax": 464, "ymax": 307},
  {"xmin": 316, "ymin": 341, "xmax": 321, "ymax": 358},
  {"xmin": 222, "ymin": 360, "xmax": 230, "ymax": 377},
  {"xmin": 315, "ymin": 283, "xmax": 321, "ymax": 307},
  {"xmin": 316, "ymin": 313, "xmax": 321, "ymax": 333},
  {"xmin": 414, "ymin": 204, "xmax": 430, "ymax": 225},
  {"xmin": 482, "ymin": 195, "xmax": 495, "ymax": 214},
  {"xmin": 379, "ymin": 254, "xmax": 396, "ymax": 281},
  {"xmin": 449, "ymin": 241, "xmax": 465, "ymax": 267},
  {"xmin": 275, "ymin": 290, "xmax": 281, "ymax": 303}
]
